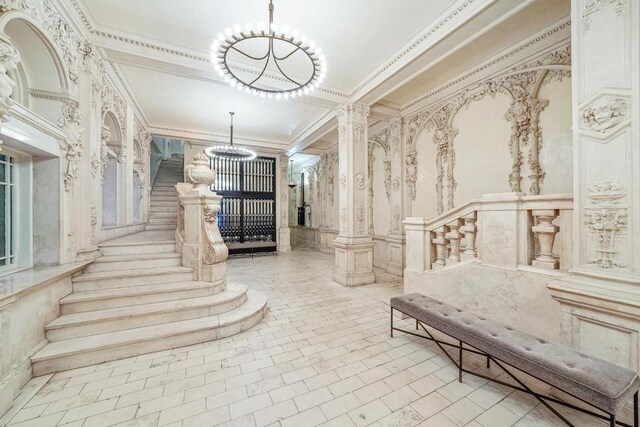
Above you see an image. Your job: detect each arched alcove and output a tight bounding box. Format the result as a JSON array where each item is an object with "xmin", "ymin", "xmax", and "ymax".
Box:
[
  {"xmin": 132, "ymin": 169, "xmax": 141, "ymax": 223},
  {"xmin": 102, "ymin": 154, "xmax": 118, "ymax": 227},
  {"xmin": 3, "ymin": 17, "xmax": 68, "ymax": 122},
  {"xmin": 101, "ymin": 112, "xmax": 124, "ymax": 228}
]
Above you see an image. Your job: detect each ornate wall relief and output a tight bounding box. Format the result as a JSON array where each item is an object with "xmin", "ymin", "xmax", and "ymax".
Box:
[
  {"xmin": 98, "ymin": 125, "xmax": 110, "ymax": 183},
  {"xmin": 405, "ymin": 151, "xmax": 417, "ymax": 201},
  {"xmin": 383, "ymin": 161, "xmax": 391, "ymax": 201},
  {"xmin": 585, "ymin": 178, "xmax": 627, "ymax": 269},
  {"xmin": 0, "ymin": 0, "xmax": 81, "ymax": 86},
  {"xmin": 90, "ymin": 203, "xmax": 97, "ymax": 245},
  {"xmin": 583, "ymin": 0, "xmax": 627, "ymax": 30},
  {"xmin": 355, "ymin": 204, "xmax": 364, "ymax": 235},
  {"xmin": 58, "ymin": 100, "xmax": 83, "ymax": 191},
  {"xmin": 0, "ymin": 34, "xmax": 20, "ymax": 122},
  {"xmin": 581, "ymin": 96, "xmax": 628, "ymax": 133},
  {"xmin": 340, "ymin": 173, "xmax": 347, "ymax": 190},
  {"xmin": 354, "ymin": 172, "xmax": 366, "ymax": 190},
  {"xmin": 403, "ymin": 45, "xmax": 570, "ymax": 209}
]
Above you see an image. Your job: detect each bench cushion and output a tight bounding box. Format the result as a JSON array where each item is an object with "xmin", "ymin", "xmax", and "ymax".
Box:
[{"xmin": 391, "ymin": 293, "xmax": 640, "ymax": 414}]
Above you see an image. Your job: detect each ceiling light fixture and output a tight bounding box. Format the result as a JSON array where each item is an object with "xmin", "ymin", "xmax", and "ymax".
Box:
[
  {"xmin": 204, "ymin": 112, "xmax": 257, "ymax": 161},
  {"xmin": 210, "ymin": 0, "xmax": 327, "ymax": 98}
]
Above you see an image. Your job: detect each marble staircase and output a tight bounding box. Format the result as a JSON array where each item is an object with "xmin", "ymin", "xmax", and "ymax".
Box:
[
  {"xmin": 31, "ymin": 156, "xmax": 267, "ymax": 376},
  {"xmin": 147, "ymin": 155, "xmax": 183, "ymax": 231}
]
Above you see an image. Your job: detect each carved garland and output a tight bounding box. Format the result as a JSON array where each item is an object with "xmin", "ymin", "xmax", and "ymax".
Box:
[{"xmin": 403, "ymin": 45, "xmax": 571, "ymax": 210}]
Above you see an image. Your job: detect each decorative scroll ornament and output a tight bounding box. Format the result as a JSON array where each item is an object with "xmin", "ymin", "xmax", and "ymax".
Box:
[
  {"xmin": 393, "ymin": 177, "xmax": 400, "ymax": 192},
  {"xmin": 582, "ymin": 96, "xmax": 628, "ymax": 133},
  {"xmin": 202, "ymin": 203, "xmax": 229, "ymax": 265},
  {"xmin": 0, "ymin": 34, "xmax": 20, "ymax": 122},
  {"xmin": 98, "ymin": 126, "xmax": 110, "ymax": 183},
  {"xmin": 355, "ymin": 204, "xmax": 365, "ymax": 235},
  {"xmin": 90, "ymin": 204, "xmax": 97, "ymax": 245},
  {"xmin": 585, "ymin": 178, "xmax": 627, "ymax": 269},
  {"xmin": 383, "ymin": 161, "xmax": 391, "ymax": 201},
  {"xmin": 583, "ymin": 0, "xmax": 626, "ymax": 30},
  {"xmin": 306, "ymin": 167, "xmax": 316, "ymax": 203},
  {"xmin": 393, "ymin": 206, "xmax": 401, "ymax": 231},
  {"xmin": 90, "ymin": 154, "xmax": 100, "ymax": 178},
  {"xmin": 326, "ymin": 152, "xmax": 337, "ymax": 205},
  {"xmin": 340, "ymin": 173, "xmax": 347, "ymax": 190},
  {"xmin": 354, "ymin": 172, "xmax": 366, "ymax": 190},
  {"xmin": 405, "ymin": 151, "xmax": 417, "ymax": 201}
]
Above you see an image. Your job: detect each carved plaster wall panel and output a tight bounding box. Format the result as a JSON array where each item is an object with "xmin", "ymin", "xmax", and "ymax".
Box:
[
  {"xmin": 581, "ymin": 95, "xmax": 629, "ymax": 135},
  {"xmin": 584, "ymin": 177, "xmax": 628, "ymax": 269}
]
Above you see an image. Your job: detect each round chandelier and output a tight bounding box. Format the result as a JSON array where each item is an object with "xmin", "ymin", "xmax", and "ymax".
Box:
[
  {"xmin": 204, "ymin": 112, "xmax": 257, "ymax": 161},
  {"xmin": 210, "ymin": 0, "xmax": 327, "ymax": 100}
]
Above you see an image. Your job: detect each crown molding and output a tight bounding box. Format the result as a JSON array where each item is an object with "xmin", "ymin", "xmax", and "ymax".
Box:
[
  {"xmin": 346, "ymin": 0, "xmax": 494, "ymax": 102},
  {"xmin": 400, "ymin": 18, "xmax": 572, "ymax": 116},
  {"xmin": 148, "ymin": 125, "xmax": 288, "ymax": 150}
]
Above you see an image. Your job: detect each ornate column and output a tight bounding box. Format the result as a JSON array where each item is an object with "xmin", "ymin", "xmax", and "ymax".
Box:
[
  {"xmin": 387, "ymin": 119, "xmax": 405, "ymax": 276},
  {"xmin": 333, "ymin": 104, "xmax": 375, "ymax": 286},
  {"xmin": 277, "ymin": 153, "xmax": 291, "ymax": 252},
  {"xmin": 180, "ymin": 153, "xmax": 228, "ymax": 283},
  {"xmin": 548, "ymin": 0, "xmax": 640, "ymax": 373}
]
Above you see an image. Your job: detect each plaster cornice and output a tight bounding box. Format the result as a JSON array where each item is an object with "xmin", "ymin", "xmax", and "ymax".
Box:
[
  {"xmin": 149, "ymin": 125, "xmax": 288, "ymax": 149},
  {"xmin": 401, "ymin": 18, "xmax": 571, "ymax": 116}
]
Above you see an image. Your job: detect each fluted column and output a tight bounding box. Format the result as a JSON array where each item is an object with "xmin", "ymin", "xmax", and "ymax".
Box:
[
  {"xmin": 278, "ymin": 153, "xmax": 291, "ymax": 252},
  {"xmin": 333, "ymin": 104, "xmax": 375, "ymax": 286}
]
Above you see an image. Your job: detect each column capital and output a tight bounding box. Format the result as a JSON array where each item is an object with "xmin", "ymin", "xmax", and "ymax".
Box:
[{"xmin": 337, "ymin": 104, "xmax": 370, "ymax": 128}]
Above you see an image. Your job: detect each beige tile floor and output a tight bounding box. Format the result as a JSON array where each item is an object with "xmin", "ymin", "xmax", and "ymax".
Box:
[{"xmin": 1, "ymin": 249, "xmax": 620, "ymax": 427}]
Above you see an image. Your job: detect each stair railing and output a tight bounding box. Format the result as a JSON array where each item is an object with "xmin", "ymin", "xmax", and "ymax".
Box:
[{"xmin": 405, "ymin": 192, "xmax": 573, "ymax": 274}]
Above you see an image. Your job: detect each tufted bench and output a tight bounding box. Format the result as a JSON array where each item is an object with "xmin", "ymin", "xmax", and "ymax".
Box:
[{"xmin": 390, "ymin": 293, "xmax": 639, "ymax": 427}]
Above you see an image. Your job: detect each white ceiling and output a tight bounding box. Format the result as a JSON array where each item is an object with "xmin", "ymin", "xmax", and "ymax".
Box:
[
  {"xmin": 77, "ymin": 0, "xmax": 569, "ymax": 152},
  {"xmin": 83, "ymin": 0, "xmax": 454, "ymax": 90}
]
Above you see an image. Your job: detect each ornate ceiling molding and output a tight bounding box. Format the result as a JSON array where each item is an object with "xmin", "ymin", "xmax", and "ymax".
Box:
[
  {"xmin": 402, "ymin": 20, "xmax": 571, "ymax": 113},
  {"xmin": 348, "ymin": 0, "xmax": 482, "ymax": 100}
]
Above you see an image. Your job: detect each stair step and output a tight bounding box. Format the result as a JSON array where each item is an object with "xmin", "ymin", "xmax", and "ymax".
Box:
[
  {"xmin": 99, "ymin": 242, "xmax": 175, "ymax": 256},
  {"xmin": 84, "ymin": 252, "xmax": 181, "ymax": 273},
  {"xmin": 48, "ymin": 286, "xmax": 247, "ymax": 340},
  {"xmin": 32, "ymin": 291, "xmax": 268, "ymax": 375},
  {"xmin": 72, "ymin": 266, "xmax": 193, "ymax": 292},
  {"xmin": 146, "ymin": 224, "xmax": 176, "ymax": 231},
  {"xmin": 149, "ymin": 218, "xmax": 177, "ymax": 225},
  {"xmin": 62, "ymin": 280, "xmax": 223, "ymax": 314},
  {"xmin": 149, "ymin": 211, "xmax": 177, "ymax": 218}
]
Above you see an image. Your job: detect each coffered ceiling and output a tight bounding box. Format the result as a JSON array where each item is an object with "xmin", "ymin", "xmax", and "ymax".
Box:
[{"xmin": 71, "ymin": 0, "xmax": 568, "ymax": 154}]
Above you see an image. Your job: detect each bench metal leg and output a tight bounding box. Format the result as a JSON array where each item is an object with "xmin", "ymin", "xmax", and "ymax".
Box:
[
  {"xmin": 458, "ymin": 340, "xmax": 463, "ymax": 383},
  {"xmin": 634, "ymin": 391, "xmax": 638, "ymax": 427},
  {"xmin": 610, "ymin": 414, "xmax": 616, "ymax": 427},
  {"xmin": 416, "ymin": 319, "xmax": 419, "ymax": 330},
  {"xmin": 390, "ymin": 308, "xmax": 394, "ymax": 338}
]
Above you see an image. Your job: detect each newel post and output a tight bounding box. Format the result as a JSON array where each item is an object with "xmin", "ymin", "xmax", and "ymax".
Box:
[{"xmin": 178, "ymin": 153, "xmax": 229, "ymax": 283}]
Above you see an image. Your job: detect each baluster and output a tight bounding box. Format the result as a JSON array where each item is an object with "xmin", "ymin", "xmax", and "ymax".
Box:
[
  {"xmin": 531, "ymin": 209, "xmax": 559, "ymax": 269},
  {"xmin": 460, "ymin": 212, "xmax": 477, "ymax": 260},
  {"xmin": 432, "ymin": 225, "xmax": 448, "ymax": 269},
  {"xmin": 445, "ymin": 219, "xmax": 463, "ymax": 263}
]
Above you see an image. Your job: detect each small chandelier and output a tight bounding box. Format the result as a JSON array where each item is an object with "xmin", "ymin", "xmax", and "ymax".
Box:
[
  {"xmin": 210, "ymin": 0, "xmax": 327, "ymax": 100},
  {"xmin": 205, "ymin": 112, "xmax": 257, "ymax": 161}
]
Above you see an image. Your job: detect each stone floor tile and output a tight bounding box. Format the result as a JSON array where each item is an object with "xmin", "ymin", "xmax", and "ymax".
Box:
[
  {"xmin": 440, "ymin": 397, "xmax": 485, "ymax": 426},
  {"xmin": 353, "ymin": 380, "xmax": 393, "ymax": 404},
  {"xmin": 158, "ymin": 398, "xmax": 206, "ymax": 426},
  {"xmin": 474, "ymin": 403, "xmax": 521, "ymax": 427},
  {"xmin": 229, "ymin": 393, "xmax": 272, "ymax": 419},
  {"xmin": 57, "ymin": 397, "xmax": 118, "ymax": 424},
  {"xmin": 82, "ymin": 404, "xmax": 138, "ymax": 427},
  {"xmin": 410, "ymin": 391, "xmax": 452, "ymax": 420},
  {"xmin": 347, "ymin": 399, "xmax": 391, "ymax": 427},
  {"xmin": 280, "ymin": 406, "xmax": 326, "ymax": 427},
  {"xmin": 253, "ymin": 399, "xmax": 298, "ymax": 427},
  {"xmin": 381, "ymin": 385, "xmax": 421, "ymax": 412},
  {"xmin": 320, "ymin": 393, "xmax": 362, "ymax": 420},
  {"xmin": 293, "ymin": 387, "xmax": 334, "ymax": 412},
  {"xmin": 318, "ymin": 413, "xmax": 357, "ymax": 427},
  {"xmin": 377, "ymin": 405, "xmax": 424, "ymax": 427},
  {"xmin": 328, "ymin": 375, "xmax": 365, "ymax": 397}
]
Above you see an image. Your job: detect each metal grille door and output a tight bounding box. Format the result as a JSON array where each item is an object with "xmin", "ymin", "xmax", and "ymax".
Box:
[{"xmin": 210, "ymin": 156, "xmax": 277, "ymax": 254}]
